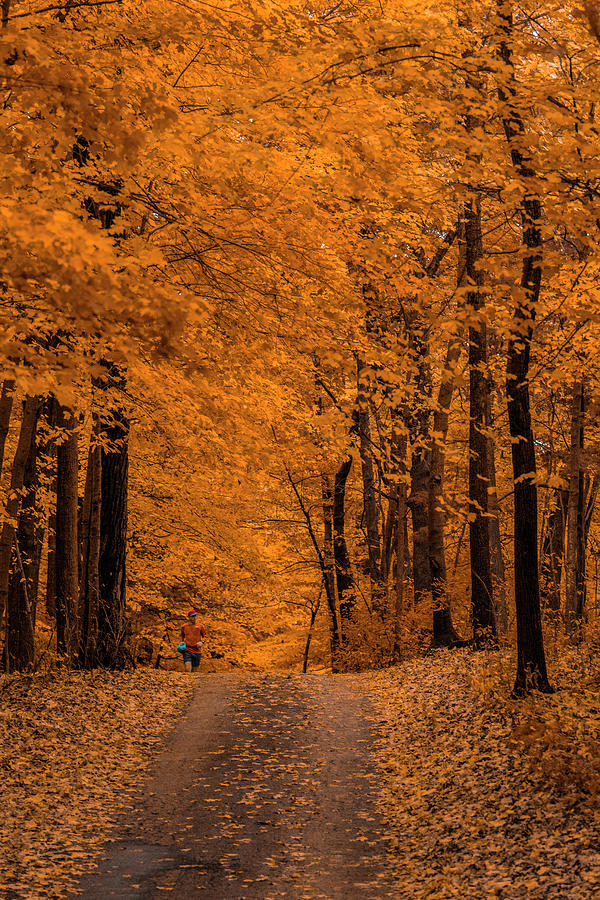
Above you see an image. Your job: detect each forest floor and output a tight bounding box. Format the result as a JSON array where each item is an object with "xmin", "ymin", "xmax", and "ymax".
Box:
[
  {"xmin": 2, "ymin": 650, "xmax": 600, "ymax": 898},
  {"xmin": 0, "ymin": 670, "xmax": 193, "ymax": 898},
  {"xmin": 367, "ymin": 647, "xmax": 600, "ymax": 899}
]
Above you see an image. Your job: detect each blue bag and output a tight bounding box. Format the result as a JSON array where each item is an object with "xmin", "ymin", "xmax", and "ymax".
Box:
[{"xmin": 176, "ymin": 642, "xmax": 186, "ymax": 653}]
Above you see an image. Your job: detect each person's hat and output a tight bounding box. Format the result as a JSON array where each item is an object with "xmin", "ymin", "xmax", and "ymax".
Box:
[{"xmin": 187, "ymin": 609, "xmax": 197, "ymax": 617}]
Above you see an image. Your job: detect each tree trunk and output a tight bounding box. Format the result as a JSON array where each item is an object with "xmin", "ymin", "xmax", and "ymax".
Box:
[
  {"xmin": 486, "ymin": 423, "xmax": 508, "ymax": 635},
  {"xmin": 0, "ymin": 379, "xmax": 15, "ymax": 479},
  {"xmin": 46, "ymin": 513, "xmax": 57, "ymax": 618},
  {"xmin": 42, "ymin": 396, "xmax": 59, "ymax": 619},
  {"xmin": 393, "ymin": 476, "xmax": 408, "ymax": 661},
  {"xmin": 540, "ymin": 481, "xmax": 568, "ymax": 615},
  {"xmin": 465, "ymin": 197, "xmax": 496, "ymax": 645},
  {"xmin": 407, "ymin": 332, "xmax": 433, "ymax": 604},
  {"xmin": 0, "ymin": 395, "xmax": 42, "ymax": 626},
  {"xmin": 321, "ymin": 473, "xmax": 340, "ymax": 670},
  {"xmin": 585, "ymin": 473, "xmax": 600, "ymax": 547},
  {"xmin": 429, "ymin": 336, "xmax": 463, "ymax": 645},
  {"xmin": 96, "ymin": 363, "xmax": 129, "ymax": 668},
  {"xmin": 428, "ymin": 221, "xmax": 465, "ymax": 645},
  {"xmin": 333, "ymin": 456, "xmax": 354, "ymax": 645},
  {"xmin": 403, "ymin": 235, "xmax": 456, "ymax": 616},
  {"xmin": 302, "ymin": 582, "xmax": 322, "ymax": 674},
  {"xmin": 5, "ymin": 401, "xmax": 41, "ymax": 671},
  {"xmin": 499, "ymin": 0, "xmax": 551, "ymax": 693},
  {"xmin": 355, "ymin": 358, "xmax": 383, "ymax": 613},
  {"xmin": 55, "ymin": 404, "xmax": 79, "ymax": 661},
  {"xmin": 79, "ymin": 442, "xmax": 102, "ymax": 667},
  {"xmin": 389, "ymin": 405, "xmax": 409, "ymax": 659},
  {"xmin": 485, "ymin": 330, "xmax": 508, "ymax": 635},
  {"xmin": 381, "ymin": 496, "xmax": 396, "ymax": 583},
  {"xmin": 565, "ymin": 380, "xmax": 586, "ymax": 640}
]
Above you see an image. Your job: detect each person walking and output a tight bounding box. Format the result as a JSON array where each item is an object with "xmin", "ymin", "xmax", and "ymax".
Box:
[{"xmin": 181, "ymin": 609, "xmax": 206, "ymax": 673}]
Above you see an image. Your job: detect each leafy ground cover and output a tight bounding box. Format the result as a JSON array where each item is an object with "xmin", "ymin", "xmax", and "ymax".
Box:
[
  {"xmin": 368, "ymin": 649, "xmax": 600, "ymax": 899},
  {"xmin": 0, "ymin": 670, "xmax": 192, "ymax": 899},
  {"xmin": 4, "ymin": 652, "xmax": 600, "ymax": 899}
]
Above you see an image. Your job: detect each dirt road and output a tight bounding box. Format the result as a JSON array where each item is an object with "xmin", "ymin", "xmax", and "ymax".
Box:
[{"xmin": 72, "ymin": 673, "xmax": 396, "ymax": 899}]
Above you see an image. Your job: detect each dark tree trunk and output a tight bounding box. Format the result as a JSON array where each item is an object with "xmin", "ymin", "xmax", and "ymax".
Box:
[
  {"xmin": 79, "ymin": 442, "xmax": 102, "ymax": 667},
  {"xmin": 407, "ymin": 333, "xmax": 433, "ymax": 604},
  {"xmin": 506, "ymin": 274, "xmax": 550, "ymax": 692},
  {"xmin": 355, "ymin": 358, "xmax": 383, "ymax": 613},
  {"xmin": 465, "ymin": 197, "xmax": 496, "ymax": 645},
  {"xmin": 429, "ymin": 222, "xmax": 464, "ymax": 645},
  {"xmin": 46, "ymin": 513, "xmax": 57, "ymax": 618},
  {"xmin": 313, "ymin": 364, "xmax": 342, "ymax": 671},
  {"xmin": 403, "ymin": 234, "xmax": 456, "ymax": 616},
  {"xmin": 96, "ymin": 364, "xmax": 129, "ymax": 668},
  {"xmin": 0, "ymin": 396, "xmax": 42, "ymax": 626},
  {"xmin": 389, "ymin": 406, "xmax": 409, "ymax": 660},
  {"xmin": 540, "ymin": 482, "xmax": 568, "ymax": 615},
  {"xmin": 43, "ymin": 396, "xmax": 60, "ymax": 619},
  {"xmin": 429, "ymin": 337, "xmax": 463, "ymax": 646},
  {"xmin": 321, "ymin": 473, "xmax": 341, "ymax": 670},
  {"xmin": 55, "ymin": 405, "xmax": 79, "ymax": 661},
  {"xmin": 499, "ymin": 1, "xmax": 551, "ymax": 693},
  {"xmin": 333, "ymin": 456, "xmax": 355, "ymax": 643},
  {"xmin": 565, "ymin": 381, "xmax": 586, "ymax": 640},
  {"xmin": 393, "ymin": 477, "xmax": 408, "ymax": 661},
  {"xmin": 585, "ymin": 474, "xmax": 600, "ymax": 547},
  {"xmin": 0, "ymin": 379, "xmax": 15, "ymax": 478},
  {"xmin": 5, "ymin": 401, "xmax": 41, "ymax": 672},
  {"xmin": 575, "ymin": 459, "xmax": 586, "ymax": 632},
  {"xmin": 486, "ymin": 427, "xmax": 508, "ymax": 635},
  {"xmin": 486, "ymin": 328, "xmax": 508, "ymax": 635},
  {"xmin": 381, "ymin": 497, "xmax": 396, "ymax": 583},
  {"xmin": 302, "ymin": 582, "xmax": 322, "ymax": 674},
  {"xmin": 409, "ymin": 457, "xmax": 432, "ymax": 604}
]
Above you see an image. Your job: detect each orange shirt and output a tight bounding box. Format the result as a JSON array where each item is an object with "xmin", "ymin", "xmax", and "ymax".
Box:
[{"xmin": 181, "ymin": 622, "xmax": 206, "ymax": 652}]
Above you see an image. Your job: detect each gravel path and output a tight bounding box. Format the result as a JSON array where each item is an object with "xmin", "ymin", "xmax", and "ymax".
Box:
[{"xmin": 71, "ymin": 673, "xmax": 396, "ymax": 899}]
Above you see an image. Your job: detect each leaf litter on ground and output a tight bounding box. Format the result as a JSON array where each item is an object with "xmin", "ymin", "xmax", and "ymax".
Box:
[
  {"xmin": 0, "ymin": 669, "xmax": 192, "ymax": 899},
  {"xmin": 365, "ymin": 648, "xmax": 600, "ymax": 899},
  {"xmin": 4, "ymin": 653, "xmax": 600, "ymax": 899}
]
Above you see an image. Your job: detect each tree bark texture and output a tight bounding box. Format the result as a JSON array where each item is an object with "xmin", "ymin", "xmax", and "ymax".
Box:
[
  {"xmin": 381, "ymin": 497, "xmax": 396, "ymax": 583},
  {"xmin": 302, "ymin": 582, "xmax": 322, "ymax": 674},
  {"xmin": 5, "ymin": 401, "xmax": 41, "ymax": 671},
  {"xmin": 321, "ymin": 473, "xmax": 340, "ymax": 669},
  {"xmin": 393, "ymin": 476, "xmax": 408, "ymax": 661},
  {"xmin": 96, "ymin": 364, "xmax": 130, "ymax": 668},
  {"xmin": 429, "ymin": 337, "xmax": 463, "ymax": 645},
  {"xmin": 389, "ymin": 411, "xmax": 409, "ymax": 659},
  {"xmin": 403, "ymin": 235, "xmax": 455, "ymax": 619},
  {"xmin": 485, "ymin": 330, "xmax": 508, "ymax": 635},
  {"xmin": 355, "ymin": 358, "xmax": 383, "ymax": 613},
  {"xmin": 79, "ymin": 442, "xmax": 101, "ymax": 667},
  {"xmin": 428, "ymin": 223, "xmax": 465, "ymax": 645},
  {"xmin": 333, "ymin": 456, "xmax": 355, "ymax": 643},
  {"xmin": 46, "ymin": 512, "xmax": 57, "ymax": 618},
  {"xmin": 407, "ymin": 330, "xmax": 433, "ymax": 604},
  {"xmin": 585, "ymin": 474, "xmax": 600, "ymax": 547},
  {"xmin": 41, "ymin": 396, "xmax": 59, "ymax": 619},
  {"xmin": 540, "ymin": 481, "xmax": 568, "ymax": 615},
  {"xmin": 565, "ymin": 380, "xmax": 586, "ymax": 639},
  {"xmin": 465, "ymin": 197, "xmax": 496, "ymax": 645},
  {"xmin": 55, "ymin": 405, "xmax": 79, "ymax": 661},
  {"xmin": 499, "ymin": 0, "xmax": 551, "ymax": 693},
  {"xmin": 486, "ymin": 427, "xmax": 508, "ymax": 635},
  {"xmin": 0, "ymin": 379, "xmax": 15, "ymax": 479},
  {"xmin": 0, "ymin": 395, "xmax": 42, "ymax": 626}
]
